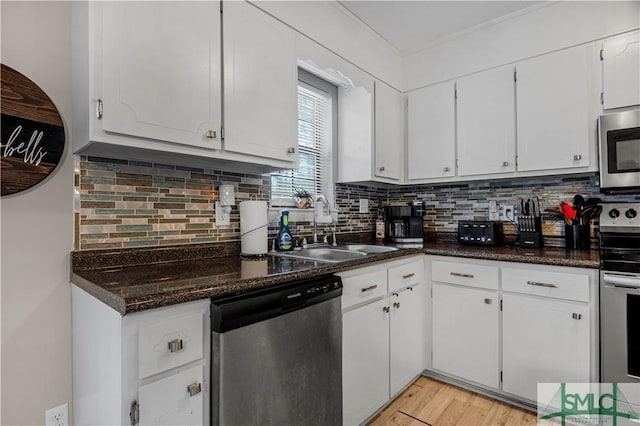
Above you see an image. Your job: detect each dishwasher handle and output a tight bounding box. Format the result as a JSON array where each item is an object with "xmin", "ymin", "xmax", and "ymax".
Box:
[{"xmin": 603, "ymin": 273, "xmax": 640, "ymax": 289}]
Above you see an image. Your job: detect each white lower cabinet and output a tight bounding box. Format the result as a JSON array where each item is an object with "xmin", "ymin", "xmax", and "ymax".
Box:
[
  {"xmin": 339, "ymin": 256, "xmax": 425, "ymax": 425},
  {"xmin": 502, "ymin": 294, "xmax": 590, "ymax": 402},
  {"xmin": 343, "ymin": 298, "xmax": 390, "ymax": 425},
  {"xmin": 390, "ymin": 284, "xmax": 426, "ymax": 396},
  {"xmin": 432, "ymin": 283, "xmax": 499, "ymax": 389},
  {"xmin": 426, "ymin": 255, "xmax": 598, "ymax": 406},
  {"xmin": 72, "ymin": 286, "xmax": 210, "ymax": 425}
]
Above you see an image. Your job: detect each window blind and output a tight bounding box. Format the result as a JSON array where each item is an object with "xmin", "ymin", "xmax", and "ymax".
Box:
[{"xmin": 271, "ymin": 84, "xmax": 330, "ymax": 205}]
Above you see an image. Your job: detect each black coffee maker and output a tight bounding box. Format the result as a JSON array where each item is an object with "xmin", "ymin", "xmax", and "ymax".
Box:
[{"xmin": 385, "ymin": 203, "xmax": 424, "ymax": 246}]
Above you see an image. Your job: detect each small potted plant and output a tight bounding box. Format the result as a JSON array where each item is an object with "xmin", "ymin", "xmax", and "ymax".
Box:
[{"xmin": 293, "ymin": 187, "xmax": 313, "ymax": 209}]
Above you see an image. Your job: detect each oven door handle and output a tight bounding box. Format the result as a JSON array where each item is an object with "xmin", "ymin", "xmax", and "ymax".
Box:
[{"xmin": 603, "ymin": 273, "xmax": 640, "ymax": 289}]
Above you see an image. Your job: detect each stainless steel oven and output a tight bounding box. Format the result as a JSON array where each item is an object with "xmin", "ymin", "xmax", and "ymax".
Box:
[
  {"xmin": 600, "ymin": 203, "xmax": 640, "ymax": 383},
  {"xmin": 599, "ymin": 109, "xmax": 640, "ymax": 193}
]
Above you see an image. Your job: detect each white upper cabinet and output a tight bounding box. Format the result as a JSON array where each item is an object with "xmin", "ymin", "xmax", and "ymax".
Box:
[
  {"xmin": 516, "ymin": 44, "xmax": 598, "ymax": 172},
  {"xmin": 457, "ymin": 65, "xmax": 516, "ymax": 177},
  {"xmin": 602, "ymin": 30, "xmax": 640, "ymax": 110},
  {"xmin": 374, "ymin": 81, "xmax": 404, "ymax": 181},
  {"xmin": 222, "ymin": 1, "xmax": 297, "ymax": 162},
  {"xmin": 101, "ymin": 1, "xmax": 221, "ymax": 149},
  {"xmin": 73, "ymin": 1, "xmax": 297, "ymax": 172},
  {"xmin": 407, "ymin": 81, "xmax": 456, "ymax": 181}
]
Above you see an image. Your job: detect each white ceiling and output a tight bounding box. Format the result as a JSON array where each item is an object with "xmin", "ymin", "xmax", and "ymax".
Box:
[{"xmin": 339, "ymin": 1, "xmax": 542, "ymax": 56}]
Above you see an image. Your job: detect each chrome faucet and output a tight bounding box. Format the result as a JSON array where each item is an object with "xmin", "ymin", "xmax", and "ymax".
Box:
[{"xmin": 313, "ymin": 195, "xmax": 332, "ymax": 243}]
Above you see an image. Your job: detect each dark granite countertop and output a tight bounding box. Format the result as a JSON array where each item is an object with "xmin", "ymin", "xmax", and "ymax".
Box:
[
  {"xmin": 71, "ymin": 244, "xmax": 424, "ymax": 315},
  {"xmin": 422, "ymin": 241, "xmax": 600, "ymax": 269},
  {"xmin": 71, "ymin": 240, "xmax": 599, "ymax": 315}
]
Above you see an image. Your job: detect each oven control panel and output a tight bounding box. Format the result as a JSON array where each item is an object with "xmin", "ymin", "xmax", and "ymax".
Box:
[{"xmin": 600, "ymin": 203, "xmax": 640, "ymax": 228}]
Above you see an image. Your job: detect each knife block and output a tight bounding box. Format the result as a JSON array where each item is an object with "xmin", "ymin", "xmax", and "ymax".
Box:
[{"xmin": 518, "ymin": 217, "xmax": 543, "ymax": 248}]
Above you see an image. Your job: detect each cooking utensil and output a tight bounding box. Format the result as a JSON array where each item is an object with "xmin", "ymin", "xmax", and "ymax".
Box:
[
  {"xmin": 560, "ymin": 201, "xmax": 577, "ymax": 223},
  {"xmin": 545, "ymin": 208, "xmax": 572, "ymax": 225},
  {"xmin": 584, "ymin": 197, "xmax": 601, "ymax": 207},
  {"xmin": 573, "ymin": 194, "xmax": 585, "ymax": 213}
]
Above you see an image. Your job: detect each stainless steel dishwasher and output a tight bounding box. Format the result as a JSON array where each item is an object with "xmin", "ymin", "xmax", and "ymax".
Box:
[{"xmin": 211, "ymin": 274, "xmax": 343, "ymax": 426}]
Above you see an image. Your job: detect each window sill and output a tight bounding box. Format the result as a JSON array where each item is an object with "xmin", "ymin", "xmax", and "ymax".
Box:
[{"xmin": 268, "ymin": 207, "xmax": 338, "ymax": 224}]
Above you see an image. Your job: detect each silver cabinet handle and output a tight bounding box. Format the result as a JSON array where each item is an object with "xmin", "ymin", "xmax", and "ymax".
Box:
[
  {"xmin": 502, "ymin": 161, "xmax": 509, "ymax": 167},
  {"xmin": 450, "ymin": 272, "xmax": 474, "ymax": 278},
  {"xmin": 572, "ymin": 313, "xmax": 582, "ymax": 320},
  {"xmin": 361, "ymin": 284, "xmax": 378, "ymax": 292},
  {"xmin": 383, "ymin": 306, "xmax": 390, "ymax": 313},
  {"xmin": 187, "ymin": 382, "xmax": 202, "ymax": 397},
  {"xmin": 168, "ymin": 339, "xmax": 184, "ymax": 353},
  {"xmin": 393, "ymin": 302, "xmax": 400, "ymax": 309},
  {"xmin": 443, "ymin": 167, "xmax": 450, "ymax": 172},
  {"xmin": 96, "ymin": 99, "xmax": 103, "ymax": 119},
  {"xmin": 206, "ymin": 130, "xmax": 217, "ymax": 139},
  {"xmin": 573, "ymin": 154, "xmax": 582, "ymax": 161},
  {"xmin": 379, "ymin": 166, "xmax": 385, "ymax": 172},
  {"xmin": 402, "ymin": 273, "xmax": 415, "ymax": 279},
  {"xmin": 527, "ymin": 280, "xmax": 558, "ymax": 288},
  {"xmin": 287, "ymin": 147, "xmax": 296, "ymax": 154},
  {"xmin": 484, "ymin": 298, "xmax": 492, "ymax": 304}
]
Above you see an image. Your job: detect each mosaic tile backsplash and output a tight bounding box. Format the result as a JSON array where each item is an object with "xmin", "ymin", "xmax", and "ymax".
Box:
[{"xmin": 75, "ymin": 156, "xmax": 638, "ymax": 250}]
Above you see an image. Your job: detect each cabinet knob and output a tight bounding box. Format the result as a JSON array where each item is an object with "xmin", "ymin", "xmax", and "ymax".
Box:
[
  {"xmin": 484, "ymin": 298, "xmax": 492, "ymax": 304},
  {"xmin": 379, "ymin": 166, "xmax": 385, "ymax": 172},
  {"xmin": 382, "ymin": 306, "xmax": 390, "ymax": 313},
  {"xmin": 443, "ymin": 167, "xmax": 450, "ymax": 173},
  {"xmin": 573, "ymin": 154, "xmax": 582, "ymax": 161},
  {"xmin": 206, "ymin": 130, "xmax": 217, "ymax": 139},
  {"xmin": 572, "ymin": 313, "xmax": 582, "ymax": 320},
  {"xmin": 393, "ymin": 302, "xmax": 400, "ymax": 309},
  {"xmin": 502, "ymin": 161, "xmax": 509, "ymax": 167},
  {"xmin": 287, "ymin": 147, "xmax": 296, "ymax": 154},
  {"xmin": 187, "ymin": 382, "xmax": 202, "ymax": 397},
  {"xmin": 168, "ymin": 339, "xmax": 184, "ymax": 353}
]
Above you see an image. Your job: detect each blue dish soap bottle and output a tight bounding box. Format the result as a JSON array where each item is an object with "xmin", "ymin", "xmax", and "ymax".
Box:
[{"xmin": 277, "ymin": 211, "xmax": 293, "ymax": 251}]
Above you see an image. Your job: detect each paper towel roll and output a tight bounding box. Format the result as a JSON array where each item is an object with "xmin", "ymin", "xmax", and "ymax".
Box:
[{"xmin": 240, "ymin": 201, "xmax": 268, "ymax": 255}]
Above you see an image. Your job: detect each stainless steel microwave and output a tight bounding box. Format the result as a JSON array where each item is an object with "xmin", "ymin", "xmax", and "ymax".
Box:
[{"xmin": 599, "ymin": 109, "xmax": 640, "ymax": 193}]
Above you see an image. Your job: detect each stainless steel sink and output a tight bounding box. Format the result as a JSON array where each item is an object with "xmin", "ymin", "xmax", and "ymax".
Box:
[
  {"xmin": 272, "ymin": 247, "xmax": 367, "ymax": 263},
  {"xmin": 270, "ymin": 244, "xmax": 398, "ymax": 263},
  {"xmin": 341, "ymin": 244, "xmax": 399, "ymax": 254}
]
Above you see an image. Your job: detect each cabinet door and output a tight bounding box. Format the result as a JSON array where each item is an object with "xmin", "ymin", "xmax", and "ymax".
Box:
[
  {"xmin": 139, "ymin": 364, "xmax": 204, "ymax": 426},
  {"xmin": 390, "ymin": 285, "xmax": 425, "ymax": 397},
  {"xmin": 407, "ymin": 82, "xmax": 456, "ymax": 180},
  {"xmin": 502, "ymin": 294, "xmax": 590, "ymax": 402},
  {"xmin": 223, "ymin": 1, "xmax": 297, "ymax": 162},
  {"xmin": 374, "ymin": 81, "xmax": 403, "ymax": 181},
  {"xmin": 603, "ymin": 30, "xmax": 640, "ymax": 110},
  {"xmin": 457, "ymin": 66, "xmax": 516, "ymax": 177},
  {"xmin": 432, "ymin": 284, "xmax": 499, "ymax": 389},
  {"xmin": 101, "ymin": 2, "xmax": 221, "ymax": 149},
  {"xmin": 343, "ymin": 298, "xmax": 390, "ymax": 426},
  {"xmin": 517, "ymin": 44, "xmax": 597, "ymax": 172}
]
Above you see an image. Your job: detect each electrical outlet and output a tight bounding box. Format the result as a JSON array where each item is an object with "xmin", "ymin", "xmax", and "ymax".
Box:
[
  {"xmin": 215, "ymin": 201, "xmax": 231, "ymax": 226},
  {"xmin": 489, "ymin": 200, "xmax": 499, "ymax": 221},
  {"xmin": 45, "ymin": 403, "xmax": 68, "ymax": 426},
  {"xmin": 359, "ymin": 198, "xmax": 369, "ymax": 214}
]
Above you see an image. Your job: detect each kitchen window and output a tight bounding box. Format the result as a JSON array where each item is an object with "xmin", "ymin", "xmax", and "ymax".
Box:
[{"xmin": 270, "ymin": 70, "xmax": 336, "ymax": 207}]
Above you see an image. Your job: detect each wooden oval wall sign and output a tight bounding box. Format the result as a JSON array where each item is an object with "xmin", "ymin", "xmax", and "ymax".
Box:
[{"xmin": 1, "ymin": 63, "xmax": 65, "ymax": 196}]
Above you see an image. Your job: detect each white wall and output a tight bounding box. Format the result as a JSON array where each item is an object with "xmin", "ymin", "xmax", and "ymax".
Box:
[
  {"xmin": 250, "ymin": 1, "xmax": 403, "ymax": 90},
  {"xmin": 403, "ymin": 1, "xmax": 640, "ymax": 91},
  {"xmin": 1, "ymin": 2, "xmax": 74, "ymax": 425}
]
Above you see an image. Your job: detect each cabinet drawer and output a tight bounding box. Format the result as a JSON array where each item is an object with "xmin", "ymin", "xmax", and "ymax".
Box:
[
  {"xmin": 138, "ymin": 312, "xmax": 204, "ymax": 379},
  {"xmin": 431, "ymin": 260, "xmax": 499, "ymax": 290},
  {"xmin": 388, "ymin": 259, "xmax": 424, "ymax": 292},
  {"xmin": 341, "ymin": 270, "xmax": 387, "ymax": 310},
  {"xmin": 139, "ymin": 364, "xmax": 204, "ymax": 426},
  {"xmin": 502, "ymin": 268, "xmax": 590, "ymax": 302}
]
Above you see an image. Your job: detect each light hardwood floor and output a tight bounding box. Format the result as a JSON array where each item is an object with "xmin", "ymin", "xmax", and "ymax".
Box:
[{"xmin": 367, "ymin": 376, "xmax": 538, "ymax": 426}]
